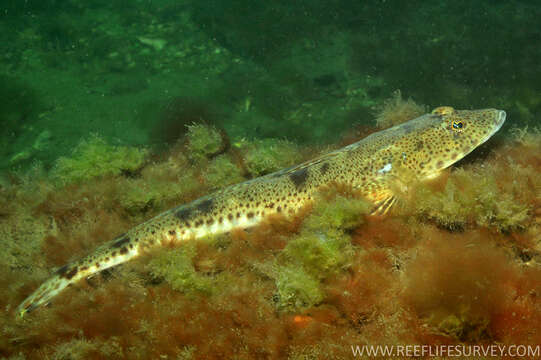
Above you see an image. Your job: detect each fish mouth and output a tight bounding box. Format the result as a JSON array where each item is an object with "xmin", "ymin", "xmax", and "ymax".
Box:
[
  {"xmin": 494, "ymin": 110, "xmax": 506, "ymax": 133},
  {"xmin": 478, "ymin": 109, "xmax": 505, "ymax": 146},
  {"xmin": 483, "ymin": 109, "xmax": 506, "ymax": 143}
]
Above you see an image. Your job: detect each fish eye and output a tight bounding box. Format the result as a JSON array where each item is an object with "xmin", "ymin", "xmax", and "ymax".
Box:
[{"xmin": 451, "ymin": 120, "xmax": 465, "ymax": 131}]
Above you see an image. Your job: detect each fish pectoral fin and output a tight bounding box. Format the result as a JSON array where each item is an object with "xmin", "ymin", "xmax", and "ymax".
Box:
[{"xmin": 371, "ymin": 195, "xmax": 397, "ymax": 216}]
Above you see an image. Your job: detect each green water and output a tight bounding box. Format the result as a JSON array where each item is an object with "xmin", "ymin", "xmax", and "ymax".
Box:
[{"xmin": 1, "ymin": 0, "xmax": 540, "ymax": 173}]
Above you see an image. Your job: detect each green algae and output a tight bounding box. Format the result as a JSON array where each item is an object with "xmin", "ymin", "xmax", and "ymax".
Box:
[
  {"xmin": 146, "ymin": 237, "xmax": 233, "ymax": 299},
  {"xmin": 373, "ymin": 90, "xmax": 427, "ymax": 129},
  {"xmin": 303, "ymin": 194, "xmax": 371, "ymax": 232},
  {"xmin": 274, "ymin": 265, "xmax": 324, "ymax": 311},
  {"xmin": 281, "ymin": 232, "xmax": 354, "ymax": 282},
  {"xmin": 118, "ymin": 170, "xmax": 199, "ymax": 215},
  {"xmin": 432, "ymin": 305, "xmax": 490, "ymax": 342},
  {"xmin": 185, "ymin": 124, "xmax": 225, "ymax": 162},
  {"xmin": 239, "ymin": 138, "xmax": 302, "ymax": 177},
  {"xmin": 271, "ymin": 194, "xmax": 371, "ymax": 311},
  {"xmin": 415, "ymin": 168, "xmax": 531, "ymax": 232},
  {"xmin": 205, "ymin": 154, "xmax": 245, "ymax": 189},
  {"xmin": 51, "ymin": 135, "xmax": 148, "ymax": 185},
  {"xmin": 147, "ymin": 244, "xmax": 215, "ymax": 296}
]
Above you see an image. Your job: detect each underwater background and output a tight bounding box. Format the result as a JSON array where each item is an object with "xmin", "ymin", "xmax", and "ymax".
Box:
[{"xmin": 0, "ymin": 0, "xmax": 540, "ymax": 359}]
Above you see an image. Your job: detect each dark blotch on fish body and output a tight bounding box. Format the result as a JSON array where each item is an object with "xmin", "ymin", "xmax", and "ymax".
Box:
[
  {"xmin": 289, "ymin": 168, "xmax": 309, "ymax": 189},
  {"xmin": 195, "ymin": 198, "xmax": 214, "ymax": 214},
  {"xmin": 112, "ymin": 234, "xmax": 130, "ymax": 248},
  {"xmin": 175, "ymin": 198, "xmax": 215, "ymax": 222},
  {"xmin": 320, "ymin": 162, "xmax": 330, "ymax": 175},
  {"xmin": 175, "ymin": 206, "xmax": 194, "ymax": 222},
  {"xmin": 62, "ymin": 267, "xmax": 78, "ymax": 280}
]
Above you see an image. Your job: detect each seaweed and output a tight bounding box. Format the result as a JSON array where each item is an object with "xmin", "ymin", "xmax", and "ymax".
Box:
[
  {"xmin": 238, "ymin": 138, "xmax": 302, "ymax": 177},
  {"xmin": 411, "ymin": 155, "xmax": 533, "ymax": 232},
  {"xmin": 373, "ymin": 90, "xmax": 427, "ymax": 129},
  {"xmin": 266, "ymin": 193, "xmax": 371, "ymax": 311},
  {"xmin": 185, "ymin": 124, "xmax": 226, "ymax": 162},
  {"xmin": 401, "ymin": 231, "xmax": 520, "ymax": 343},
  {"xmin": 273, "ymin": 265, "xmax": 324, "ymax": 311},
  {"xmin": 205, "ymin": 154, "xmax": 245, "ymax": 189},
  {"xmin": 51, "ymin": 135, "xmax": 148, "ymax": 185},
  {"xmin": 281, "ymin": 232, "xmax": 353, "ymax": 282},
  {"xmin": 118, "ymin": 163, "xmax": 199, "ymax": 216},
  {"xmin": 302, "ymin": 192, "xmax": 371, "ymax": 233},
  {"xmin": 147, "ymin": 244, "xmax": 217, "ymax": 297},
  {"xmin": 281, "ymin": 194, "xmax": 370, "ymax": 280}
]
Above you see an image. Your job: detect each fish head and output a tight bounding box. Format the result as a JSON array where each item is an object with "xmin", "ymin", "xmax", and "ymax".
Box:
[{"xmin": 390, "ymin": 106, "xmax": 506, "ymax": 179}]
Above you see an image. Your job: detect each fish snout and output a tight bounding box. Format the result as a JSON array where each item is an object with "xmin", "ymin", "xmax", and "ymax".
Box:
[{"xmin": 496, "ymin": 110, "xmax": 506, "ymax": 129}]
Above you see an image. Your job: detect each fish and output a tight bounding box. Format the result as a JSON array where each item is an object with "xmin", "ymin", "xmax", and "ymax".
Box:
[{"xmin": 16, "ymin": 106, "xmax": 506, "ymax": 317}]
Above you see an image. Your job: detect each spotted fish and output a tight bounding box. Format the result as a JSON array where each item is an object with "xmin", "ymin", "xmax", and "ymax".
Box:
[{"xmin": 17, "ymin": 106, "xmax": 506, "ymax": 317}]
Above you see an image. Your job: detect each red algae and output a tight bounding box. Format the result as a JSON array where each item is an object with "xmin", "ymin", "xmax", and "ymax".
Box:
[
  {"xmin": 352, "ymin": 216, "xmax": 417, "ymax": 250},
  {"xmin": 1, "ymin": 127, "xmax": 540, "ymax": 359},
  {"xmin": 401, "ymin": 228, "xmax": 517, "ymax": 341},
  {"xmin": 325, "ymin": 249, "xmax": 396, "ymax": 327}
]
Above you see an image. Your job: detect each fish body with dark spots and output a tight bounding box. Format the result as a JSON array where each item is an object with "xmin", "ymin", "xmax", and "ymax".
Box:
[{"xmin": 17, "ymin": 106, "xmax": 506, "ymax": 317}]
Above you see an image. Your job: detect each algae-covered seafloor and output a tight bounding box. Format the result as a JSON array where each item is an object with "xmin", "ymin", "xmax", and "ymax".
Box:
[
  {"xmin": 0, "ymin": 97, "xmax": 540, "ymax": 359},
  {"xmin": 1, "ymin": 0, "xmax": 541, "ymax": 359}
]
